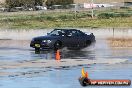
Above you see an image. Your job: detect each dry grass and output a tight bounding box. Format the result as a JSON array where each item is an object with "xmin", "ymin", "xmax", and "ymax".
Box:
[
  {"xmin": 108, "ymin": 37, "xmax": 132, "ymax": 47},
  {"xmin": 0, "ymin": 7, "xmax": 131, "ymax": 29}
]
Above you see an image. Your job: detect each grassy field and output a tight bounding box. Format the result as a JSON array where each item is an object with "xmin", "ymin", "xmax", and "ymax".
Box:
[{"xmin": 0, "ymin": 7, "xmax": 131, "ymax": 29}]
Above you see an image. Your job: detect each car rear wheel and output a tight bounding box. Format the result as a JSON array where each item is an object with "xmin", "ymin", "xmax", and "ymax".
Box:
[
  {"xmin": 54, "ymin": 41, "xmax": 62, "ymax": 50},
  {"xmin": 86, "ymin": 40, "xmax": 92, "ymax": 46}
]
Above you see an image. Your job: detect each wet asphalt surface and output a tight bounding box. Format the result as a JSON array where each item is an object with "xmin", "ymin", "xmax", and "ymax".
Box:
[
  {"xmin": 0, "ymin": 39, "xmax": 111, "ymax": 61},
  {"xmin": 0, "ymin": 39, "xmax": 132, "ymax": 61},
  {"xmin": 0, "ymin": 38, "xmax": 132, "ymax": 88}
]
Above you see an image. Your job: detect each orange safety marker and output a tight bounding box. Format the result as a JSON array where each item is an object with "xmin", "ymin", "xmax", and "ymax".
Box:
[
  {"xmin": 81, "ymin": 68, "xmax": 88, "ymax": 78},
  {"xmin": 55, "ymin": 50, "xmax": 61, "ymax": 60},
  {"xmin": 85, "ymin": 72, "xmax": 88, "ymax": 78}
]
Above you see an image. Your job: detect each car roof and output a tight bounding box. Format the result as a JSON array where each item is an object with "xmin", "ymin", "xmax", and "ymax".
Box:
[{"xmin": 54, "ymin": 28, "xmax": 79, "ymax": 31}]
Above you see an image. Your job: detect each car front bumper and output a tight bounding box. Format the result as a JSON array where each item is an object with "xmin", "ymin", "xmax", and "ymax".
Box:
[{"xmin": 30, "ymin": 41, "xmax": 54, "ymax": 49}]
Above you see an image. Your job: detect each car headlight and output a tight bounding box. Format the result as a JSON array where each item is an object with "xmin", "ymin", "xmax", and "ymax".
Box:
[
  {"xmin": 47, "ymin": 40, "xmax": 52, "ymax": 43},
  {"xmin": 43, "ymin": 40, "xmax": 46, "ymax": 42},
  {"xmin": 42, "ymin": 40, "xmax": 52, "ymax": 43}
]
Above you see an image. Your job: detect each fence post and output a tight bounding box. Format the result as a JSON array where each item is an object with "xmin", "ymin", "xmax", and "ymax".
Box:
[{"xmin": 113, "ymin": 28, "xmax": 115, "ymax": 37}]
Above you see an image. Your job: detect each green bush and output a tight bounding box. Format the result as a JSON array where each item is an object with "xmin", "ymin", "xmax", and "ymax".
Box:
[
  {"xmin": 120, "ymin": 7, "xmax": 130, "ymax": 9},
  {"xmin": 98, "ymin": 12, "xmax": 131, "ymax": 19},
  {"xmin": 77, "ymin": 13, "xmax": 92, "ymax": 18},
  {"xmin": 98, "ymin": 13, "xmax": 115, "ymax": 19},
  {"xmin": 44, "ymin": 16, "xmax": 56, "ymax": 21},
  {"xmin": 119, "ymin": 13, "xmax": 131, "ymax": 17},
  {"xmin": 58, "ymin": 14, "xmax": 74, "ymax": 20}
]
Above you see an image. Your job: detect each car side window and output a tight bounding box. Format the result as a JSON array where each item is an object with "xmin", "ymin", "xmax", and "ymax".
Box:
[
  {"xmin": 67, "ymin": 30, "xmax": 76, "ymax": 36},
  {"xmin": 76, "ymin": 30, "xmax": 84, "ymax": 36},
  {"xmin": 69, "ymin": 30, "xmax": 83, "ymax": 36},
  {"xmin": 50, "ymin": 30, "xmax": 59, "ymax": 36},
  {"xmin": 58, "ymin": 31, "xmax": 65, "ymax": 36},
  {"xmin": 50, "ymin": 30, "xmax": 65, "ymax": 36}
]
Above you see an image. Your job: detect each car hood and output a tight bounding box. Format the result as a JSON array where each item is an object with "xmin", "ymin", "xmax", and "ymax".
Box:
[{"xmin": 33, "ymin": 35, "xmax": 57, "ymax": 41}]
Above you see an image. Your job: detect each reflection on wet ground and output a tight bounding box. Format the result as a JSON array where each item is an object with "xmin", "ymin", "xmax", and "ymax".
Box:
[
  {"xmin": 0, "ymin": 39, "xmax": 132, "ymax": 61},
  {"xmin": 0, "ymin": 41, "xmax": 89, "ymax": 61},
  {"xmin": 0, "ymin": 39, "xmax": 108, "ymax": 61},
  {"xmin": 0, "ymin": 39, "xmax": 132, "ymax": 88}
]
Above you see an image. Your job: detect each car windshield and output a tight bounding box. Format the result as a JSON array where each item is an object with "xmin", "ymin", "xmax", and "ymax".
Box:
[{"xmin": 48, "ymin": 30, "xmax": 65, "ymax": 36}]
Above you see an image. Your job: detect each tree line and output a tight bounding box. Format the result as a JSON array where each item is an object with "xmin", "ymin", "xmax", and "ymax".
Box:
[
  {"xmin": 6, "ymin": 0, "xmax": 43, "ymax": 8},
  {"xmin": 46, "ymin": 0, "xmax": 73, "ymax": 6},
  {"xmin": 5, "ymin": 0, "xmax": 73, "ymax": 9}
]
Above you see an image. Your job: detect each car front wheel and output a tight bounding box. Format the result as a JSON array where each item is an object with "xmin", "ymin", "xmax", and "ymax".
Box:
[
  {"xmin": 54, "ymin": 41, "xmax": 62, "ymax": 50},
  {"xmin": 35, "ymin": 48, "xmax": 40, "ymax": 54}
]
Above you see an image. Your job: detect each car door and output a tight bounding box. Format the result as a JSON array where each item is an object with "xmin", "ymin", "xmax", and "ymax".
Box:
[
  {"xmin": 72, "ymin": 30, "xmax": 86, "ymax": 47},
  {"xmin": 67, "ymin": 30, "xmax": 80, "ymax": 47}
]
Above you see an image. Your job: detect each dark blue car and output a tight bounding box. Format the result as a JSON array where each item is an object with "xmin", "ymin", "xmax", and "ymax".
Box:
[{"xmin": 30, "ymin": 29, "xmax": 95, "ymax": 52}]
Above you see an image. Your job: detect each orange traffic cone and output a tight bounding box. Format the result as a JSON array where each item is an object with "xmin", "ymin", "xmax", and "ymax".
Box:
[
  {"xmin": 85, "ymin": 72, "xmax": 88, "ymax": 78},
  {"xmin": 81, "ymin": 68, "xmax": 89, "ymax": 78},
  {"xmin": 56, "ymin": 50, "xmax": 61, "ymax": 60}
]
